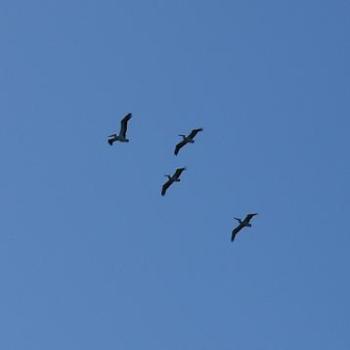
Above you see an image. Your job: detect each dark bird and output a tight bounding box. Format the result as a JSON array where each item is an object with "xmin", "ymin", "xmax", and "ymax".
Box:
[
  {"xmin": 108, "ymin": 113, "xmax": 132, "ymax": 145},
  {"xmin": 174, "ymin": 128, "xmax": 203, "ymax": 155},
  {"xmin": 161, "ymin": 167, "xmax": 186, "ymax": 196},
  {"xmin": 231, "ymin": 213, "xmax": 258, "ymax": 241}
]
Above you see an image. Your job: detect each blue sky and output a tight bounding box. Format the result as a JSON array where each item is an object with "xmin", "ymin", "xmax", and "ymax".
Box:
[{"xmin": 1, "ymin": 1, "xmax": 349, "ymax": 349}]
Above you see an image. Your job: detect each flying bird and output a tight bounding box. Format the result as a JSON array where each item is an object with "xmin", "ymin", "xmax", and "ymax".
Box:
[
  {"xmin": 174, "ymin": 128, "xmax": 203, "ymax": 155},
  {"xmin": 231, "ymin": 213, "xmax": 258, "ymax": 241},
  {"xmin": 108, "ymin": 113, "xmax": 132, "ymax": 145},
  {"xmin": 161, "ymin": 167, "xmax": 186, "ymax": 196}
]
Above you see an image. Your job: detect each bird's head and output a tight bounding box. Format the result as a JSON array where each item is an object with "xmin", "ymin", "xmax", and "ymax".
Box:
[
  {"xmin": 164, "ymin": 175, "xmax": 171, "ymax": 180},
  {"xmin": 178, "ymin": 134, "xmax": 186, "ymax": 139},
  {"xmin": 234, "ymin": 217, "xmax": 242, "ymax": 224}
]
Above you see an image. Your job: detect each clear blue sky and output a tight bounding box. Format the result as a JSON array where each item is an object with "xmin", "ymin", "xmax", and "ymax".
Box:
[{"xmin": 1, "ymin": 1, "xmax": 349, "ymax": 349}]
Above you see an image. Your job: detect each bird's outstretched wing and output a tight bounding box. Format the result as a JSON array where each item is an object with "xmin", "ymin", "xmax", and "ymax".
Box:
[
  {"xmin": 174, "ymin": 167, "xmax": 186, "ymax": 178},
  {"xmin": 188, "ymin": 128, "xmax": 203, "ymax": 139},
  {"xmin": 174, "ymin": 140, "xmax": 187, "ymax": 155},
  {"xmin": 244, "ymin": 213, "xmax": 258, "ymax": 223},
  {"xmin": 231, "ymin": 224, "xmax": 243, "ymax": 241},
  {"xmin": 119, "ymin": 113, "xmax": 132, "ymax": 138},
  {"xmin": 161, "ymin": 179, "xmax": 172, "ymax": 196}
]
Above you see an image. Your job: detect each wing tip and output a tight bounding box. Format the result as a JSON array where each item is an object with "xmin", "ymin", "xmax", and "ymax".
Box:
[{"xmin": 122, "ymin": 113, "xmax": 132, "ymax": 122}]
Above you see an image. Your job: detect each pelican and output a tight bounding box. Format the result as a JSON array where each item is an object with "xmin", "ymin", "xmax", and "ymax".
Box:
[
  {"xmin": 108, "ymin": 113, "xmax": 132, "ymax": 145},
  {"xmin": 161, "ymin": 167, "xmax": 186, "ymax": 196},
  {"xmin": 174, "ymin": 128, "xmax": 203, "ymax": 155},
  {"xmin": 231, "ymin": 213, "xmax": 258, "ymax": 241}
]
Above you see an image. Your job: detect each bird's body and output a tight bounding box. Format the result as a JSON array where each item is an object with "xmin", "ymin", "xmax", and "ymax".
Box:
[
  {"xmin": 174, "ymin": 128, "xmax": 203, "ymax": 155},
  {"xmin": 108, "ymin": 113, "xmax": 132, "ymax": 145},
  {"xmin": 231, "ymin": 213, "xmax": 258, "ymax": 241},
  {"xmin": 161, "ymin": 167, "xmax": 186, "ymax": 196}
]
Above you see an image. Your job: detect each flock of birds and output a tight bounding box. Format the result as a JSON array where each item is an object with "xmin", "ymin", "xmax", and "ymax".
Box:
[{"xmin": 108, "ymin": 113, "xmax": 258, "ymax": 242}]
